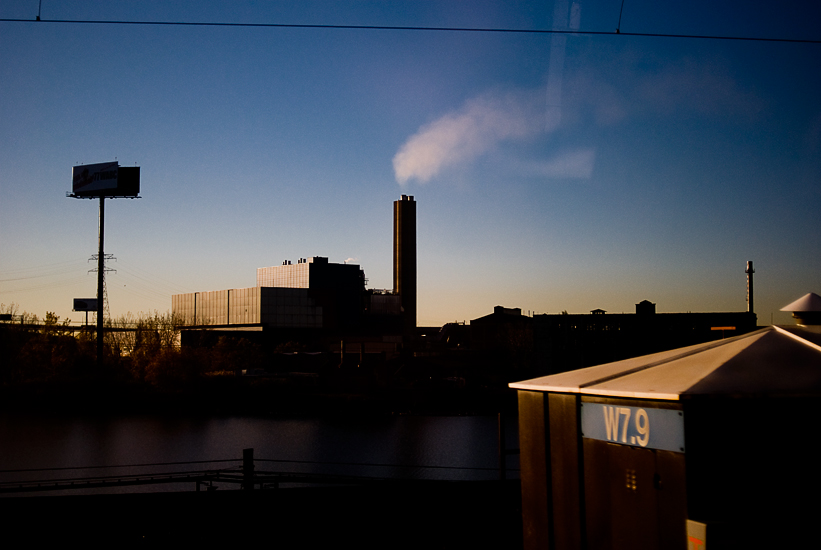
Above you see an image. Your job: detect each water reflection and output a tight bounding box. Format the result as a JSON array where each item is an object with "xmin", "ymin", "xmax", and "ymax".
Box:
[{"xmin": 0, "ymin": 414, "xmax": 519, "ymax": 495}]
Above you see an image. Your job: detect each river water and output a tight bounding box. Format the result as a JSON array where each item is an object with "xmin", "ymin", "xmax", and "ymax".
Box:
[{"xmin": 0, "ymin": 413, "xmax": 520, "ymax": 494}]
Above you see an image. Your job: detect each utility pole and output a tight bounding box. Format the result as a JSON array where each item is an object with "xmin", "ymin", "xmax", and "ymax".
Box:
[{"xmin": 97, "ymin": 196, "xmax": 105, "ymax": 367}]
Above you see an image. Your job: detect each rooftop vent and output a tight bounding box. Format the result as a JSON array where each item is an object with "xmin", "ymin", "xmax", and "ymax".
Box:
[{"xmin": 780, "ymin": 292, "xmax": 821, "ymax": 325}]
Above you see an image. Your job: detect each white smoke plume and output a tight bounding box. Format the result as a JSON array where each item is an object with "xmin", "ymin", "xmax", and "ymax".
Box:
[
  {"xmin": 525, "ymin": 149, "xmax": 596, "ymax": 179},
  {"xmin": 392, "ymin": 92, "xmax": 543, "ymax": 185}
]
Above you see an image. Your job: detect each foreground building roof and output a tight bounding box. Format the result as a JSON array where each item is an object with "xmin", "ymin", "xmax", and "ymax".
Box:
[{"xmin": 510, "ymin": 325, "xmax": 821, "ymax": 401}]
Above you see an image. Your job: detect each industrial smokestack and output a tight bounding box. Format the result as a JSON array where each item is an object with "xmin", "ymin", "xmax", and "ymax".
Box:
[
  {"xmin": 394, "ymin": 195, "xmax": 416, "ymax": 338},
  {"xmin": 746, "ymin": 261, "xmax": 755, "ymax": 314}
]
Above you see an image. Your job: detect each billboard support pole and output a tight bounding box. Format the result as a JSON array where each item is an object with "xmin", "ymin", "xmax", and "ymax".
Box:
[
  {"xmin": 97, "ymin": 196, "xmax": 105, "ymax": 368},
  {"xmin": 69, "ymin": 161, "xmax": 140, "ymax": 370}
]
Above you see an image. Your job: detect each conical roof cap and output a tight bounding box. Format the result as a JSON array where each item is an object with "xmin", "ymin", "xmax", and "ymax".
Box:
[{"xmin": 781, "ymin": 292, "xmax": 821, "ymax": 312}]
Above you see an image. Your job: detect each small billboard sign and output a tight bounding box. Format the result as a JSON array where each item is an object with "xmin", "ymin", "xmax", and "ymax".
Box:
[
  {"xmin": 73, "ymin": 298, "xmax": 98, "ymax": 312},
  {"xmin": 71, "ymin": 162, "xmax": 140, "ymax": 198}
]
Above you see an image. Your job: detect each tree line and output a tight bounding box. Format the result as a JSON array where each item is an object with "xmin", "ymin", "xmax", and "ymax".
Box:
[{"xmin": 0, "ymin": 303, "xmax": 262, "ymax": 391}]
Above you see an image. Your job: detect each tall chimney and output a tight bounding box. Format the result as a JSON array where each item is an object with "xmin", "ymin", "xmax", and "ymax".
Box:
[
  {"xmin": 394, "ymin": 195, "xmax": 416, "ymax": 338},
  {"xmin": 746, "ymin": 261, "xmax": 755, "ymax": 314}
]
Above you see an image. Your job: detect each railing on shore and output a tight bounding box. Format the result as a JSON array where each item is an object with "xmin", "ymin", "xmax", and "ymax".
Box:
[{"xmin": 0, "ymin": 448, "xmax": 519, "ymax": 495}]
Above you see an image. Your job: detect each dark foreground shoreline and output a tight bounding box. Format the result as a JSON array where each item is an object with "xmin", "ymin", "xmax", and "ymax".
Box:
[
  {"xmin": 0, "ymin": 378, "xmax": 518, "ymax": 417},
  {"xmin": 2, "ymin": 479, "xmax": 523, "ymax": 548}
]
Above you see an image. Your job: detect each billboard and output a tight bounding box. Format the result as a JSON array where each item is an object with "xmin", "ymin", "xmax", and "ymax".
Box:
[
  {"xmin": 71, "ymin": 162, "xmax": 140, "ymax": 198},
  {"xmin": 73, "ymin": 298, "xmax": 98, "ymax": 312}
]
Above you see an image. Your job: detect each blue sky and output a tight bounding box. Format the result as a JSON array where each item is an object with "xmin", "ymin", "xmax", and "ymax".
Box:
[{"xmin": 1, "ymin": 0, "xmax": 819, "ymax": 326}]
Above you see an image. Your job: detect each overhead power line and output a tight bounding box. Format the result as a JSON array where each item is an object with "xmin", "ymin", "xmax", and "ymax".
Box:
[{"xmin": 1, "ymin": 17, "xmax": 819, "ymax": 44}]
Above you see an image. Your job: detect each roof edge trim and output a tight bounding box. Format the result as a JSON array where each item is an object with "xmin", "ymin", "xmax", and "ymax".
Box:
[
  {"xmin": 774, "ymin": 325, "xmax": 821, "ymax": 353},
  {"xmin": 509, "ymin": 383, "xmax": 681, "ymax": 401},
  {"xmin": 510, "ymin": 383, "xmax": 581, "ymax": 393},
  {"xmin": 581, "ymin": 387, "xmax": 681, "ymax": 401}
]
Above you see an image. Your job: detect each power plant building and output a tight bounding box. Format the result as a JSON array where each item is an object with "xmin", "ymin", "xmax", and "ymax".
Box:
[
  {"xmin": 171, "ymin": 197, "xmax": 415, "ymax": 347},
  {"xmin": 173, "ymin": 283, "xmax": 324, "ymax": 329},
  {"xmin": 256, "ymin": 256, "xmax": 364, "ymax": 292}
]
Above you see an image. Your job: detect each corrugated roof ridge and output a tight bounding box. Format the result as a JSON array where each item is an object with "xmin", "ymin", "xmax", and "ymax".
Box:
[
  {"xmin": 576, "ymin": 327, "xmax": 769, "ymax": 390},
  {"xmin": 774, "ymin": 325, "xmax": 821, "ymax": 353}
]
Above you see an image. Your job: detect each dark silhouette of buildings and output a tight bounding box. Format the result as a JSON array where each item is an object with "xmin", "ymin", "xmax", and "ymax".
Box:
[
  {"xmin": 173, "ymin": 195, "xmax": 761, "ymax": 387},
  {"xmin": 470, "ymin": 301, "xmax": 758, "ymax": 376}
]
